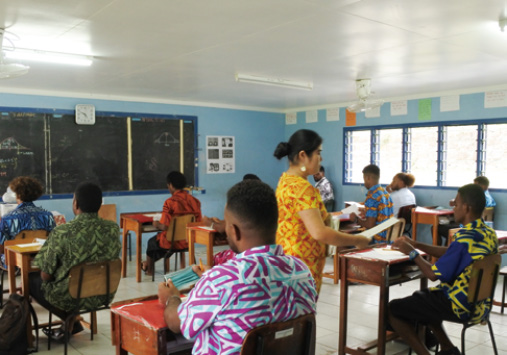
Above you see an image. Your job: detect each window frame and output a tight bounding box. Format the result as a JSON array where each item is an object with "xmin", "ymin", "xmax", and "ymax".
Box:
[{"xmin": 343, "ymin": 117, "xmax": 507, "ymax": 191}]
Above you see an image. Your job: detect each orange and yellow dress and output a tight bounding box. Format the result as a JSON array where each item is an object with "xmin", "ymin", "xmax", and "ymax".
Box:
[{"xmin": 276, "ymin": 172, "xmax": 328, "ymax": 293}]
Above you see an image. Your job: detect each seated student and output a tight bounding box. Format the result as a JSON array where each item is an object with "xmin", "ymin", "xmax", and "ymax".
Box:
[
  {"xmin": 142, "ymin": 171, "xmax": 202, "ymax": 275},
  {"xmin": 313, "ymin": 166, "xmax": 335, "ymax": 212},
  {"xmin": 157, "ymin": 180, "xmax": 317, "ymax": 354},
  {"xmin": 0, "ymin": 176, "xmax": 56, "ymax": 267},
  {"xmin": 388, "ymin": 184, "xmax": 498, "ymax": 355},
  {"xmin": 30, "ymin": 182, "xmax": 121, "ymax": 341},
  {"xmin": 350, "ymin": 164, "xmax": 394, "ymax": 243},
  {"xmin": 386, "ymin": 172, "xmax": 416, "ymax": 217},
  {"xmin": 474, "ymin": 176, "xmax": 496, "ymax": 207},
  {"xmin": 437, "ymin": 175, "xmax": 496, "ymax": 245}
]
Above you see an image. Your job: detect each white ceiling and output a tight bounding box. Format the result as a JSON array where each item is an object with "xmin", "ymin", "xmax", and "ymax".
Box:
[{"xmin": 1, "ymin": 0, "xmax": 507, "ymax": 112}]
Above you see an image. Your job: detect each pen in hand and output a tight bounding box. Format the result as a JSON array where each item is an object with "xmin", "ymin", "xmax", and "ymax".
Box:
[{"xmin": 199, "ymin": 258, "xmax": 204, "ymax": 272}]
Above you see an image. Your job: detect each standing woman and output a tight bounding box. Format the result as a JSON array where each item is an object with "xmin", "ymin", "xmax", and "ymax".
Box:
[{"xmin": 274, "ymin": 129, "xmax": 369, "ymax": 293}]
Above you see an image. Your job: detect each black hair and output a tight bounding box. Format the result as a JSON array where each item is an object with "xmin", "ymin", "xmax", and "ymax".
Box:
[
  {"xmin": 166, "ymin": 171, "xmax": 186, "ymax": 189},
  {"xmin": 273, "ymin": 129, "xmax": 323, "ymax": 163},
  {"xmin": 474, "ymin": 176, "xmax": 489, "ymax": 189},
  {"xmin": 75, "ymin": 182, "xmax": 102, "ymax": 213},
  {"xmin": 226, "ymin": 180, "xmax": 278, "ymax": 243},
  {"xmin": 243, "ymin": 173, "xmax": 260, "ymax": 181},
  {"xmin": 458, "ymin": 183, "xmax": 486, "ymax": 217},
  {"xmin": 319, "ymin": 166, "xmax": 325, "ymax": 173},
  {"xmin": 362, "ymin": 164, "xmax": 380, "ymax": 178}
]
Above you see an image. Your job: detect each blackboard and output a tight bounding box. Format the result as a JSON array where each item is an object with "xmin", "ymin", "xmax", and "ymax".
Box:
[
  {"xmin": 0, "ymin": 112, "xmax": 46, "ymax": 189},
  {"xmin": 131, "ymin": 117, "xmax": 195, "ymax": 190},
  {"xmin": 0, "ymin": 108, "xmax": 197, "ymax": 195},
  {"xmin": 49, "ymin": 114, "xmax": 129, "ymax": 194}
]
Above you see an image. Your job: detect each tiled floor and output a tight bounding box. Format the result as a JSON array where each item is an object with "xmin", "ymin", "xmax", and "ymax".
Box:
[{"xmin": 12, "ymin": 248, "xmax": 507, "ymax": 354}]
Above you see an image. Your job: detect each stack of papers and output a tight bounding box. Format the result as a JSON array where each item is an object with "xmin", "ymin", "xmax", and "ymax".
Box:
[{"xmin": 164, "ymin": 266, "xmax": 200, "ymax": 291}]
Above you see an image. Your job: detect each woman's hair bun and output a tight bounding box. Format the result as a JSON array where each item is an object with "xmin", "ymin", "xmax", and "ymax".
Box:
[{"xmin": 273, "ymin": 142, "xmax": 291, "ymax": 160}]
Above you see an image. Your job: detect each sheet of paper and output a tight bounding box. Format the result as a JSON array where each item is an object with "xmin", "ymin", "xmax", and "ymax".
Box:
[
  {"xmin": 16, "ymin": 242, "xmax": 41, "ymax": 248},
  {"xmin": 360, "ymin": 217, "xmax": 399, "ymax": 239},
  {"xmin": 196, "ymin": 226, "xmax": 215, "ymax": 231},
  {"xmin": 340, "ymin": 204, "xmax": 359, "ymax": 215}
]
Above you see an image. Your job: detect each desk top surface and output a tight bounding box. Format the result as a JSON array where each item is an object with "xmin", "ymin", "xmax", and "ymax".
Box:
[
  {"xmin": 5, "ymin": 243, "xmax": 42, "ymax": 254},
  {"xmin": 112, "ymin": 298, "xmax": 167, "ymax": 330},
  {"xmin": 414, "ymin": 206, "xmax": 454, "ymax": 215}
]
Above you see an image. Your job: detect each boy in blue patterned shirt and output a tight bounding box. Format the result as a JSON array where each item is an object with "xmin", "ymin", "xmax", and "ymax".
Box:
[{"xmin": 388, "ymin": 184, "xmax": 498, "ymax": 355}]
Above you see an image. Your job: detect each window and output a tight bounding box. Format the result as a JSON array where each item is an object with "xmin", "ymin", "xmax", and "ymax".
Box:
[
  {"xmin": 410, "ymin": 127, "xmax": 439, "ymax": 186},
  {"xmin": 344, "ymin": 120, "xmax": 507, "ymax": 189},
  {"xmin": 445, "ymin": 125, "xmax": 477, "ymax": 187},
  {"xmin": 378, "ymin": 129, "xmax": 402, "ymax": 184},
  {"xmin": 485, "ymin": 123, "xmax": 507, "ymax": 188},
  {"xmin": 346, "ymin": 130, "xmax": 370, "ymax": 183}
]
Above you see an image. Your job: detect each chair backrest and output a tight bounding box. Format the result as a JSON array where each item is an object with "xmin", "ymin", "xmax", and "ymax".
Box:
[
  {"xmin": 240, "ymin": 313, "xmax": 316, "ymax": 355},
  {"xmin": 482, "ymin": 207, "xmax": 494, "ymax": 222},
  {"xmin": 68, "ymin": 258, "xmax": 122, "ymax": 302},
  {"xmin": 467, "ymin": 254, "xmax": 501, "ymax": 307},
  {"xmin": 385, "ymin": 218, "xmax": 406, "ymax": 242},
  {"xmin": 397, "ymin": 204, "xmax": 415, "ymax": 224},
  {"xmin": 167, "ymin": 214, "xmax": 196, "ymax": 243},
  {"xmin": 98, "ymin": 204, "xmax": 117, "ymax": 224},
  {"xmin": 3, "ymin": 230, "xmax": 49, "ymax": 250}
]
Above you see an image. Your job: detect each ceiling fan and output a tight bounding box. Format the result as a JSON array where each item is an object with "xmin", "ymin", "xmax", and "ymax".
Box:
[
  {"xmin": 346, "ymin": 78, "xmax": 384, "ymax": 113},
  {"xmin": 0, "ymin": 29, "xmax": 29, "ymax": 79}
]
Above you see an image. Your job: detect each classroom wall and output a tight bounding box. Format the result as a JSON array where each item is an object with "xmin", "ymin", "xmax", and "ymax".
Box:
[{"xmin": 0, "ymin": 92, "xmax": 286, "ymax": 251}]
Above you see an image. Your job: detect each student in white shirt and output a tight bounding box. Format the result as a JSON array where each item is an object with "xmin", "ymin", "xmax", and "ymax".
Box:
[{"xmin": 386, "ymin": 173, "xmax": 416, "ymax": 217}]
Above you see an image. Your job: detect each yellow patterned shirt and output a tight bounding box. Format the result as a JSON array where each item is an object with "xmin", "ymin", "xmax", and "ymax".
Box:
[{"xmin": 276, "ymin": 172, "xmax": 328, "ymax": 293}]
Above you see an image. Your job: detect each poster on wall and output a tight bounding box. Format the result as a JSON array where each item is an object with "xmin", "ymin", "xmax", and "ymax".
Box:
[{"xmin": 206, "ymin": 136, "xmax": 235, "ymax": 174}]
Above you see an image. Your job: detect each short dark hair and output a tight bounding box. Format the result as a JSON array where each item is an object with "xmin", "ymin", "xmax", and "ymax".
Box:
[
  {"xmin": 273, "ymin": 129, "xmax": 323, "ymax": 163},
  {"xmin": 226, "ymin": 180, "xmax": 278, "ymax": 243},
  {"xmin": 9, "ymin": 176, "xmax": 44, "ymax": 202},
  {"xmin": 474, "ymin": 176, "xmax": 489, "ymax": 189},
  {"xmin": 458, "ymin": 183, "xmax": 486, "ymax": 217},
  {"xmin": 166, "ymin": 171, "xmax": 186, "ymax": 189},
  {"xmin": 362, "ymin": 164, "xmax": 380, "ymax": 178},
  {"xmin": 243, "ymin": 174, "xmax": 260, "ymax": 181},
  {"xmin": 75, "ymin": 182, "xmax": 102, "ymax": 213},
  {"xmin": 319, "ymin": 166, "xmax": 325, "ymax": 173}
]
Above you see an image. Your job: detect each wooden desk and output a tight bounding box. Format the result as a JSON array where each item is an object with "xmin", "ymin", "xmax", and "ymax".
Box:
[
  {"xmin": 111, "ymin": 295, "xmax": 193, "ymax": 355},
  {"xmin": 411, "ymin": 207, "xmax": 454, "ymax": 246},
  {"xmin": 120, "ymin": 212, "xmax": 160, "ymax": 282},
  {"xmin": 5, "ymin": 243, "xmax": 41, "ymax": 297},
  {"xmin": 187, "ymin": 226, "xmax": 220, "ymax": 267},
  {"xmin": 338, "ymin": 247, "xmax": 428, "ymax": 355},
  {"xmin": 5, "ymin": 242, "xmax": 42, "ymax": 348}
]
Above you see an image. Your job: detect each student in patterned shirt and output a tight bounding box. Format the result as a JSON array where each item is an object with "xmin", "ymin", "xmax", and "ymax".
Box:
[
  {"xmin": 350, "ymin": 164, "xmax": 394, "ymax": 243},
  {"xmin": 30, "ymin": 182, "xmax": 121, "ymax": 342},
  {"xmin": 388, "ymin": 184, "xmax": 498, "ymax": 355},
  {"xmin": 158, "ymin": 180, "xmax": 318, "ymax": 355}
]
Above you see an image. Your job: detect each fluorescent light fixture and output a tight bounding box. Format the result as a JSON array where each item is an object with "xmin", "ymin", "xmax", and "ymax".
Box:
[
  {"xmin": 4, "ymin": 48, "xmax": 93, "ymax": 66},
  {"xmin": 235, "ymin": 73, "xmax": 313, "ymax": 91}
]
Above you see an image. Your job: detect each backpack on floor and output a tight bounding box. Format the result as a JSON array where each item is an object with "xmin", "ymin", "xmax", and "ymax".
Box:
[{"xmin": 0, "ymin": 293, "xmax": 33, "ymax": 355}]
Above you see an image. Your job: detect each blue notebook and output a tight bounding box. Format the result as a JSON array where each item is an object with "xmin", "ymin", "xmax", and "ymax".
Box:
[{"xmin": 164, "ymin": 266, "xmax": 200, "ymax": 291}]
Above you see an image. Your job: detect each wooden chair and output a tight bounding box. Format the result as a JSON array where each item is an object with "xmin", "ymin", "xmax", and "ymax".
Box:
[
  {"xmin": 447, "ymin": 228, "xmax": 461, "ymax": 246},
  {"xmin": 152, "ymin": 214, "xmax": 196, "ymax": 281},
  {"xmin": 439, "ymin": 254, "xmax": 501, "ymax": 355},
  {"xmin": 45, "ymin": 258, "xmax": 122, "ymax": 355},
  {"xmin": 0, "ymin": 230, "xmax": 49, "ymax": 308},
  {"xmin": 98, "ymin": 203, "xmax": 132, "ymax": 262},
  {"xmin": 385, "ymin": 217, "xmax": 406, "ymax": 242},
  {"xmin": 398, "ymin": 204, "xmax": 416, "ymax": 237},
  {"xmin": 240, "ymin": 313, "xmax": 316, "ymax": 355}
]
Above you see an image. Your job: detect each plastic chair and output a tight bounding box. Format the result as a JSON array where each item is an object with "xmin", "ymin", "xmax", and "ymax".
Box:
[
  {"xmin": 0, "ymin": 230, "xmax": 49, "ymax": 308},
  {"xmin": 152, "ymin": 214, "xmax": 196, "ymax": 281},
  {"xmin": 44, "ymin": 258, "xmax": 122, "ymax": 354},
  {"xmin": 240, "ymin": 313, "xmax": 316, "ymax": 355}
]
